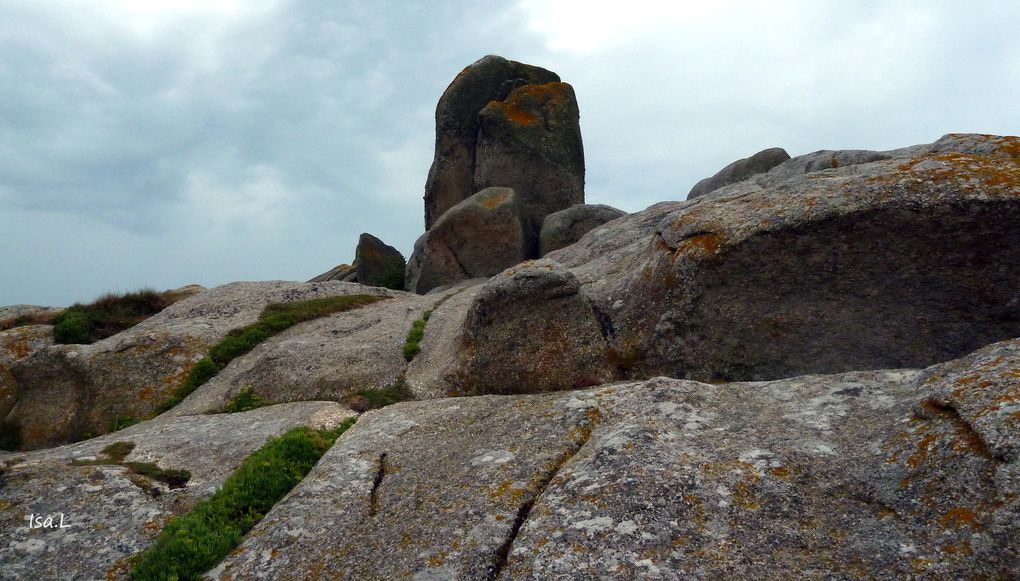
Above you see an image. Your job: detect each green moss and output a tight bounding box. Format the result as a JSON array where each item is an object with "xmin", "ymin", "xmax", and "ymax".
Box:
[
  {"xmin": 222, "ymin": 388, "xmax": 266, "ymax": 413},
  {"xmin": 70, "ymin": 441, "xmax": 191, "ymax": 488},
  {"xmin": 130, "ymin": 419, "xmax": 356, "ymax": 581},
  {"xmin": 155, "ymin": 294, "xmax": 384, "ymax": 414},
  {"xmin": 101, "ymin": 441, "xmax": 136, "ymax": 462},
  {"xmin": 402, "ymin": 310, "xmax": 432, "ymax": 362},
  {"xmin": 0, "ymin": 419, "xmax": 22, "ymax": 451},
  {"xmin": 52, "ymin": 288, "xmax": 188, "ymax": 345}
]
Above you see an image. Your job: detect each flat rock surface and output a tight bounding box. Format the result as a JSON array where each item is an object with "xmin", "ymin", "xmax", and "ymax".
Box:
[
  {"xmin": 0, "ymin": 401, "xmax": 354, "ymax": 581},
  {"xmin": 213, "ymin": 338, "xmax": 1019, "ymax": 579}
]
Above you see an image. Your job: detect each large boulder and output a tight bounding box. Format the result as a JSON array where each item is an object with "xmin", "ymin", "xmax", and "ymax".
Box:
[
  {"xmin": 540, "ymin": 203, "xmax": 627, "ymax": 255},
  {"xmin": 410, "ymin": 259, "xmax": 614, "ymax": 397},
  {"xmin": 405, "ymin": 187, "xmax": 528, "ymax": 294},
  {"xmin": 0, "ymin": 325, "xmax": 53, "ymax": 429},
  {"xmin": 553, "ymin": 133, "xmax": 1020, "ymax": 382},
  {"xmin": 6, "ymin": 281, "xmax": 396, "ymax": 449},
  {"xmin": 688, "ymin": 146, "xmax": 790, "ymax": 199},
  {"xmin": 0, "ymin": 401, "xmax": 353, "ymax": 579},
  {"xmin": 354, "ymin": 233, "xmax": 405, "ymax": 290},
  {"xmin": 212, "ymin": 338, "xmax": 1019, "ymax": 579},
  {"xmin": 424, "ymin": 55, "xmax": 559, "ymax": 229},
  {"xmin": 474, "ymin": 81, "xmax": 585, "ymax": 251}
]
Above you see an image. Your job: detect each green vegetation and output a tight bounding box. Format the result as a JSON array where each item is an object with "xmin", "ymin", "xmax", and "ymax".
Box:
[
  {"xmin": 222, "ymin": 388, "xmax": 266, "ymax": 413},
  {"xmin": 109, "ymin": 416, "xmax": 141, "ymax": 432},
  {"xmin": 51, "ymin": 288, "xmax": 193, "ymax": 345},
  {"xmin": 130, "ymin": 419, "xmax": 356, "ymax": 581},
  {"xmin": 347, "ymin": 378, "xmax": 408, "ymax": 412},
  {"xmin": 71, "ymin": 441, "xmax": 192, "ymax": 488},
  {"xmin": 0, "ymin": 419, "xmax": 22, "ymax": 451},
  {"xmin": 156, "ymin": 294, "xmax": 383, "ymax": 414},
  {"xmin": 403, "ymin": 310, "xmax": 432, "ymax": 362},
  {"xmin": 366, "ymin": 262, "xmax": 406, "ymax": 291}
]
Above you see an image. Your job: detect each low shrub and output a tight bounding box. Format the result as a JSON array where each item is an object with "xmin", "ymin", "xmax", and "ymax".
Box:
[
  {"xmin": 222, "ymin": 388, "xmax": 266, "ymax": 413},
  {"xmin": 366, "ymin": 262, "xmax": 406, "ymax": 291},
  {"xmin": 51, "ymin": 288, "xmax": 192, "ymax": 345},
  {"xmin": 130, "ymin": 419, "xmax": 356, "ymax": 580},
  {"xmin": 347, "ymin": 379, "xmax": 408, "ymax": 412}
]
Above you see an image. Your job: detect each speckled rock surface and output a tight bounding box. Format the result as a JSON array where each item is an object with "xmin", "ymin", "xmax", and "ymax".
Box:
[
  {"xmin": 539, "ymin": 203, "xmax": 627, "ymax": 256},
  {"xmin": 555, "ymin": 133, "xmax": 1020, "ymax": 382},
  {"xmin": 212, "ymin": 338, "xmax": 1020, "ymax": 579},
  {"xmin": 171, "ymin": 288, "xmax": 457, "ymax": 415},
  {"xmin": 7, "ymin": 281, "xmax": 394, "ymax": 449},
  {"xmin": 0, "ymin": 325, "xmax": 53, "ymax": 420},
  {"xmin": 687, "ymin": 146, "xmax": 790, "ymax": 199},
  {"xmin": 407, "ymin": 187, "xmax": 528, "ymax": 294},
  {"xmin": 424, "ymin": 55, "xmax": 559, "ymax": 229},
  {"xmin": 0, "ymin": 401, "xmax": 354, "ymax": 581}
]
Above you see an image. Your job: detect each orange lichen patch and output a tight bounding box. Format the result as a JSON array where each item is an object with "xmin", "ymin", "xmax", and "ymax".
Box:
[
  {"xmin": 887, "ymin": 151, "xmax": 1020, "ymax": 191},
  {"xmin": 479, "ymin": 188, "xmax": 511, "ymax": 209},
  {"xmin": 769, "ymin": 466, "xmax": 790, "ymax": 478},
  {"xmin": 906, "ymin": 433, "xmax": 939, "ymax": 469},
  {"xmin": 940, "ymin": 507, "xmax": 981, "ymax": 531},
  {"xmin": 804, "ymin": 196, "xmax": 818, "ymax": 207},
  {"xmin": 942, "ymin": 540, "xmax": 974, "ymax": 556},
  {"xmin": 489, "ymin": 82, "xmax": 568, "ymax": 127},
  {"xmin": 675, "ymin": 233, "xmax": 725, "ymax": 259},
  {"xmin": 877, "ymin": 506, "xmax": 897, "ymax": 520},
  {"xmin": 105, "ymin": 558, "xmax": 132, "ymax": 581}
]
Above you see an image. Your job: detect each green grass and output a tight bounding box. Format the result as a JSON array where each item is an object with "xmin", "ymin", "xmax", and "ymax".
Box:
[
  {"xmin": 51, "ymin": 288, "xmax": 193, "ymax": 345},
  {"xmin": 0, "ymin": 419, "xmax": 22, "ymax": 451},
  {"xmin": 402, "ymin": 310, "xmax": 432, "ymax": 362},
  {"xmin": 130, "ymin": 419, "xmax": 356, "ymax": 581},
  {"xmin": 71, "ymin": 441, "xmax": 192, "ymax": 488},
  {"xmin": 109, "ymin": 416, "xmax": 141, "ymax": 432},
  {"xmin": 366, "ymin": 262, "xmax": 406, "ymax": 291},
  {"xmin": 155, "ymin": 294, "xmax": 383, "ymax": 414},
  {"xmin": 222, "ymin": 388, "xmax": 266, "ymax": 413},
  {"xmin": 347, "ymin": 378, "xmax": 408, "ymax": 412}
]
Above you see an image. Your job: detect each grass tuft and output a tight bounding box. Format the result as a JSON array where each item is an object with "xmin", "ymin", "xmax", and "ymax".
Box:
[
  {"xmin": 347, "ymin": 378, "xmax": 408, "ymax": 412},
  {"xmin": 222, "ymin": 388, "xmax": 267, "ymax": 413},
  {"xmin": 402, "ymin": 310, "xmax": 432, "ymax": 362},
  {"xmin": 71, "ymin": 441, "xmax": 192, "ymax": 488},
  {"xmin": 155, "ymin": 294, "xmax": 383, "ymax": 414},
  {"xmin": 130, "ymin": 419, "xmax": 356, "ymax": 580},
  {"xmin": 51, "ymin": 288, "xmax": 194, "ymax": 345}
]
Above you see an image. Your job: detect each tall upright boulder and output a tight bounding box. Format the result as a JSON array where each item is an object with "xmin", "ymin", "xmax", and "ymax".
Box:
[
  {"xmin": 423, "ymin": 55, "xmax": 559, "ymax": 229},
  {"xmin": 354, "ymin": 233, "xmax": 405, "ymax": 290}
]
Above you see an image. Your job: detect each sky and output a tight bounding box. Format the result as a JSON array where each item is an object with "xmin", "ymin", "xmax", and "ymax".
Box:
[{"xmin": 1, "ymin": 0, "xmax": 1018, "ymax": 306}]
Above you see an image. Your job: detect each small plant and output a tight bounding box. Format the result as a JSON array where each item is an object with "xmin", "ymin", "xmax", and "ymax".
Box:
[
  {"xmin": 130, "ymin": 419, "xmax": 356, "ymax": 580},
  {"xmin": 403, "ymin": 310, "xmax": 432, "ymax": 362},
  {"xmin": 347, "ymin": 379, "xmax": 408, "ymax": 412},
  {"xmin": 109, "ymin": 416, "xmax": 140, "ymax": 432},
  {"xmin": 154, "ymin": 294, "xmax": 384, "ymax": 414},
  {"xmin": 222, "ymin": 388, "xmax": 266, "ymax": 413},
  {"xmin": 0, "ymin": 419, "xmax": 22, "ymax": 451},
  {"xmin": 51, "ymin": 288, "xmax": 193, "ymax": 345},
  {"xmin": 366, "ymin": 262, "xmax": 406, "ymax": 291},
  {"xmin": 71, "ymin": 441, "xmax": 192, "ymax": 488}
]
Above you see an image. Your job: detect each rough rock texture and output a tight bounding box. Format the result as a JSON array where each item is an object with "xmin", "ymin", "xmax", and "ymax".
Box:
[
  {"xmin": 0, "ymin": 305, "xmax": 61, "ymax": 326},
  {"xmin": 424, "ymin": 55, "xmax": 559, "ymax": 229},
  {"xmin": 0, "ymin": 325, "xmax": 53, "ymax": 420},
  {"xmin": 7, "ymin": 281, "xmax": 395, "ymax": 449},
  {"xmin": 554, "ymin": 133, "xmax": 1020, "ymax": 382},
  {"xmin": 411, "ymin": 259, "xmax": 614, "ymax": 398},
  {"xmin": 754, "ymin": 148, "xmax": 891, "ymax": 188},
  {"xmin": 540, "ymin": 203, "xmax": 627, "ymax": 255},
  {"xmin": 405, "ymin": 281, "xmax": 485, "ymax": 400},
  {"xmin": 688, "ymin": 147, "xmax": 790, "ymax": 199},
  {"xmin": 213, "ymin": 339, "xmax": 1020, "ymax": 579},
  {"xmin": 308, "ymin": 262, "xmax": 356, "ymax": 283},
  {"xmin": 0, "ymin": 401, "xmax": 354, "ymax": 581},
  {"xmin": 475, "ymin": 81, "xmax": 585, "ymax": 251},
  {"xmin": 406, "ymin": 187, "xmax": 528, "ymax": 294},
  {"xmin": 354, "ymin": 233, "xmax": 406, "ymax": 290},
  {"xmin": 171, "ymin": 287, "xmax": 460, "ymax": 415}
]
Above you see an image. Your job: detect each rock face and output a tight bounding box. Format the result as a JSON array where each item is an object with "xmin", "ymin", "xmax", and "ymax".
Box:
[
  {"xmin": 0, "ymin": 325, "xmax": 53, "ymax": 423},
  {"xmin": 688, "ymin": 146, "xmax": 790, "ymax": 199},
  {"xmin": 554, "ymin": 133, "xmax": 1020, "ymax": 382},
  {"xmin": 424, "ymin": 55, "xmax": 560, "ymax": 229},
  {"xmin": 540, "ymin": 203, "xmax": 627, "ymax": 255},
  {"xmin": 309, "ymin": 233, "xmax": 405, "ymax": 290},
  {"xmin": 212, "ymin": 339, "xmax": 1019, "ymax": 579},
  {"xmin": 448, "ymin": 259, "xmax": 613, "ymax": 396},
  {"xmin": 405, "ymin": 187, "xmax": 528, "ymax": 294},
  {"xmin": 0, "ymin": 401, "xmax": 353, "ymax": 580},
  {"xmin": 6, "ymin": 281, "xmax": 396, "ymax": 449}
]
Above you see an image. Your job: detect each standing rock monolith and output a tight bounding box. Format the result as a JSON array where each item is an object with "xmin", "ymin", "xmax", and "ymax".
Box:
[{"xmin": 354, "ymin": 233, "xmax": 405, "ymax": 290}]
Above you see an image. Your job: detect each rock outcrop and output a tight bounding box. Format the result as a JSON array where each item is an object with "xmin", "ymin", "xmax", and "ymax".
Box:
[
  {"xmin": 406, "ymin": 187, "xmax": 528, "ymax": 294},
  {"xmin": 0, "ymin": 325, "xmax": 53, "ymax": 423},
  {"xmin": 688, "ymin": 146, "xmax": 790, "ymax": 199},
  {"xmin": 6, "ymin": 281, "xmax": 396, "ymax": 449},
  {"xmin": 309, "ymin": 233, "xmax": 405, "ymax": 290},
  {"xmin": 424, "ymin": 55, "xmax": 560, "ymax": 229},
  {"xmin": 210, "ymin": 338, "xmax": 1019, "ymax": 579},
  {"xmin": 540, "ymin": 203, "xmax": 627, "ymax": 255}
]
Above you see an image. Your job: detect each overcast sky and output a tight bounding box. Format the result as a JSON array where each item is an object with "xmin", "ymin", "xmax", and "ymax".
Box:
[{"xmin": 2, "ymin": 1, "xmax": 1018, "ymax": 306}]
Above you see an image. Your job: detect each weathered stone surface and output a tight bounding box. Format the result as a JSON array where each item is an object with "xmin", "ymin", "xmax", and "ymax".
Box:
[
  {"xmin": 410, "ymin": 259, "xmax": 613, "ymax": 398},
  {"xmin": 307, "ymin": 262, "xmax": 355, "ymax": 283},
  {"xmin": 688, "ymin": 146, "xmax": 790, "ymax": 199},
  {"xmin": 0, "ymin": 325, "xmax": 53, "ymax": 420},
  {"xmin": 212, "ymin": 339, "xmax": 1020, "ymax": 579},
  {"xmin": 0, "ymin": 305, "xmax": 61, "ymax": 327},
  {"xmin": 754, "ymin": 148, "xmax": 890, "ymax": 188},
  {"xmin": 354, "ymin": 232, "xmax": 405, "ymax": 290},
  {"xmin": 424, "ymin": 55, "xmax": 559, "ymax": 229},
  {"xmin": 171, "ymin": 288, "xmax": 458, "ymax": 415},
  {"xmin": 554, "ymin": 133, "xmax": 1020, "ymax": 382},
  {"xmin": 406, "ymin": 187, "xmax": 528, "ymax": 294},
  {"xmin": 8, "ymin": 281, "xmax": 395, "ymax": 449},
  {"xmin": 475, "ymin": 81, "xmax": 585, "ymax": 251},
  {"xmin": 0, "ymin": 401, "xmax": 353, "ymax": 581},
  {"xmin": 540, "ymin": 203, "xmax": 627, "ymax": 255}
]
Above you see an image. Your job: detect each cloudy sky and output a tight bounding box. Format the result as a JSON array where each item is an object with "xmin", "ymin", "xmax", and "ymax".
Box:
[{"xmin": 2, "ymin": 0, "xmax": 1018, "ymax": 306}]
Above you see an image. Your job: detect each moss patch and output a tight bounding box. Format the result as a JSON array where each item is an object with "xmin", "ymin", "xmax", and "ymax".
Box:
[
  {"xmin": 129, "ymin": 419, "xmax": 356, "ymax": 581},
  {"xmin": 156, "ymin": 294, "xmax": 384, "ymax": 414},
  {"xmin": 403, "ymin": 310, "xmax": 432, "ymax": 362},
  {"xmin": 71, "ymin": 441, "xmax": 192, "ymax": 488},
  {"xmin": 347, "ymin": 378, "xmax": 408, "ymax": 412}
]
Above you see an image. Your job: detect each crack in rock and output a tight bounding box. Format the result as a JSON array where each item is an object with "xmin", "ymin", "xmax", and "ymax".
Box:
[{"xmin": 370, "ymin": 452, "xmax": 388, "ymax": 516}]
